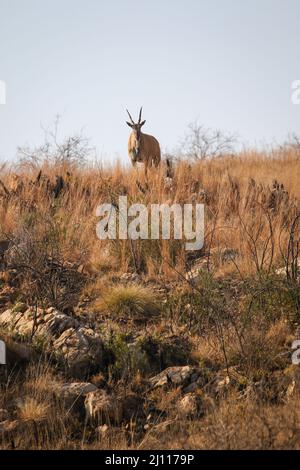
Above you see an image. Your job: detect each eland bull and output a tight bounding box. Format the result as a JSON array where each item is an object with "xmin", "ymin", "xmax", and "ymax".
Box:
[{"xmin": 126, "ymin": 108, "xmax": 161, "ymax": 176}]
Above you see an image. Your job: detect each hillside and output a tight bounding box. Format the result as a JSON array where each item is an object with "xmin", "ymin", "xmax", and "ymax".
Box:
[{"xmin": 1, "ymin": 148, "xmax": 300, "ymax": 449}]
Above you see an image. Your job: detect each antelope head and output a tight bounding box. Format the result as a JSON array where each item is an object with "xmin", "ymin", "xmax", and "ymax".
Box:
[{"xmin": 126, "ymin": 107, "xmax": 146, "ymax": 161}]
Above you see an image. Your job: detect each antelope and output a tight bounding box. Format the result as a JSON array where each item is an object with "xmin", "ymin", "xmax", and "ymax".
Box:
[{"xmin": 126, "ymin": 107, "xmax": 161, "ymax": 176}]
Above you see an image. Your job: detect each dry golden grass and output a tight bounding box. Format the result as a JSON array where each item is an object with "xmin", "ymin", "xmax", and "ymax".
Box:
[
  {"xmin": 1, "ymin": 147, "xmax": 300, "ymax": 450},
  {"xmin": 94, "ymin": 284, "xmax": 161, "ymax": 319},
  {"xmin": 0, "ymin": 147, "xmax": 298, "ymax": 283},
  {"xmin": 18, "ymin": 398, "xmax": 49, "ymax": 423}
]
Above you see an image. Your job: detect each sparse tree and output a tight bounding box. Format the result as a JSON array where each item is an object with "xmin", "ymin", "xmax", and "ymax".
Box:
[
  {"xmin": 17, "ymin": 115, "xmax": 94, "ymax": 169},
  {"xmin": 181, "ymin": 120, "xmax": 237, "ymax": 160}
]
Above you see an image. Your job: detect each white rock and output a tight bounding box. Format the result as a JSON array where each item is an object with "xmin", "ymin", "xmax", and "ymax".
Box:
[
  {"xmin": 149, "ymin": 366, "xmax": 201, "ymax": 389},
  {"xmin": 0, "ymin": 308, "xmax": 103, "ymax": 378},
  {"xmin": 53, "ymin": 326, "xmax": 103, "ymax": 378},
  {"xmin": 53, "ymin": 382, "xmax": 98, "ymax": 408}
]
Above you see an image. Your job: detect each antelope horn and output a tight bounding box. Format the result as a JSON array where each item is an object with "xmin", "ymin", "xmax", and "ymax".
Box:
[
  {"xmin": 138, "ymin": 107, "xmax": 143, "ymax": 124},
  {"xmin": 126, "ymin": 109, "xmax": 134, "ymax": 124}
]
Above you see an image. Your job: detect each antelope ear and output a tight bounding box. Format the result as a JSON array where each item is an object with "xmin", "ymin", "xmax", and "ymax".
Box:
[
  {"xmin": 140, "ymin": 120, "xmax": 146, "ymax": 127},
  {"xmin": 126, "ymin": 122, "xmax": 133, "ymax": 128}
]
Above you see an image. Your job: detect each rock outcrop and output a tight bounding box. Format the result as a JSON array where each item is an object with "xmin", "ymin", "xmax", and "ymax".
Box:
[
  {"xmin": 148, "ymin": 365, "xmax": 206, "ymax": 391},
  {"xmin": 52, "ymin": 382, "xmax": 98, "ymax": 409},
  {"xmin": 0, "ymin": 307, "xmax": 103, "ymax": 378}
]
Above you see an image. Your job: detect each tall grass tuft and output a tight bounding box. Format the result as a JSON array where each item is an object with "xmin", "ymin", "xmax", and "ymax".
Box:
[{"xmin": 94, "ymin": 284, "xmax": 161, "ymax": 319}]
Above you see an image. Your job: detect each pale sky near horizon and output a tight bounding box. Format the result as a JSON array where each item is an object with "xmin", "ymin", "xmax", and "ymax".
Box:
[{"xmin": 0, "ymin": 0, "xmax": 300, "ymax": 163}]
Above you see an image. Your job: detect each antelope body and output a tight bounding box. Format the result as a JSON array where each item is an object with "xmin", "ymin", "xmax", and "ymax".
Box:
[{"xmin": 126, "ymin": 108, "xmax": 161, "ymax": 175}]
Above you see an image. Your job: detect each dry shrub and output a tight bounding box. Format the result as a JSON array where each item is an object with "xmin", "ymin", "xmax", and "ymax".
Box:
[
  {"xmin": 0, "ymin": 362, "xmax": 76, "ymax": 449},
  {"xmin": 139, "ymin": 395, "xmax": 300, "ymax": 450},
  {"xmin": 190, "ymin": 395, "xmax": 300, "ymax": 450},
  {"xmin": 18, "ymin": 397, "xmax": 49, "ymax": 423}
]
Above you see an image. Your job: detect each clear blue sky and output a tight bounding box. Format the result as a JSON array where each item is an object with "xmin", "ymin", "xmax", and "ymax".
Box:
[{"xmin": 0, "ymin": 0, "xmax": 300, "ymax": 162}]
